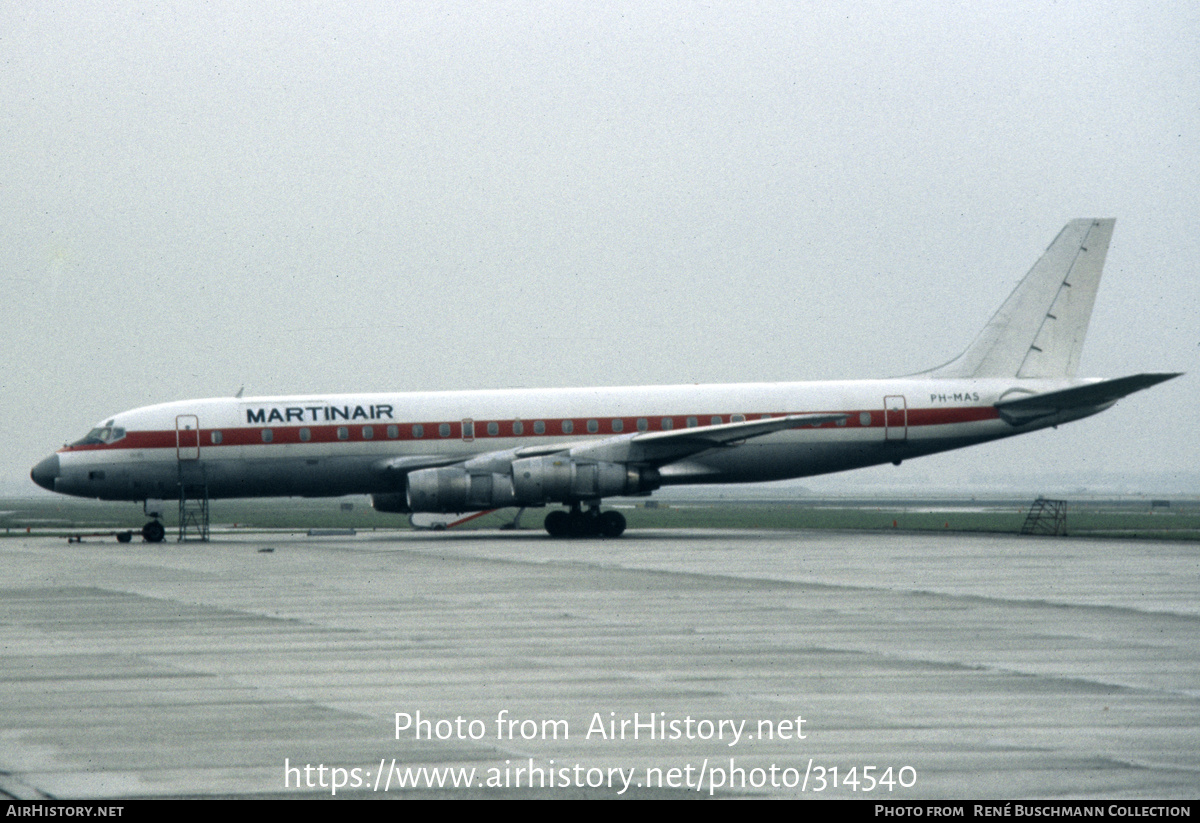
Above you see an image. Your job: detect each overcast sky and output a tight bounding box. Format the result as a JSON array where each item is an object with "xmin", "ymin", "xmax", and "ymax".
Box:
[{"xmin": 2, "ymin": 1, "xmax": 1197, "ymax": 496}]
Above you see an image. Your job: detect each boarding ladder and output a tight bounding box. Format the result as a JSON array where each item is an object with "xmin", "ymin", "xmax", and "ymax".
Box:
[{"xmin": 178, "ymin": 473, "xmax": 210, "ymax": 542}]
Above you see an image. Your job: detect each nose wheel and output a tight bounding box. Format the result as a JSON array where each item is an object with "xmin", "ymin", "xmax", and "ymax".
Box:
[
  {"xmin": 140, "ymin": 498, "xmax": 167, "ymax": 543},
  {"xmin": 141, "ymin": 520, "xmax": 166, "ymax": 543}
]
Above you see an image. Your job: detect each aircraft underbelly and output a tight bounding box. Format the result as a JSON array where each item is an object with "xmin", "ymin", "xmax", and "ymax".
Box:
[
  {"xmin": 57, "ymin": 452, "xmax": 397, "ymax": 501},
  {"xmin": 662, "ymin": 424, "xmax": 1008, "ymax": 484}
]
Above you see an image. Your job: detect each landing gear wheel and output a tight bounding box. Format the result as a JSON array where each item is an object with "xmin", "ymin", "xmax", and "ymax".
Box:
[
  {"xmin": 544, "ymin": 508, "xmax": 626, "ymax": 538},
  {"xmin": 544, "ymin": 510, "xmax": 570, "ymax": 538},
  {"xmin": 116, "ymin": 531, "xmax": 133, "ymax": 544},
  {"xmin": 567, "ymin": 510, "xmax": 594, "ymax": 538},
  {"xmin": 599, "ymin": 510, "xmax": 626, "ymax": 537},
  {"xmin": 142, "ymin": 520, "xmax": 166, "ymax": 543}
]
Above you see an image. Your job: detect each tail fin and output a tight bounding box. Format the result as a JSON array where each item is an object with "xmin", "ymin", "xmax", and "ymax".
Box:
[{"xmin": 925, "ymin": 219, "xmax": 1115, "ymax": 379}]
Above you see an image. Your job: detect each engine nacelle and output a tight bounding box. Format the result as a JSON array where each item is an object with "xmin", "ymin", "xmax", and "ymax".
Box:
[
  {"xmin": 510, "ymin": 456, "xmax": 659, "ymax": 503},
  {"xmin": 406, "ymin": 467, "xmax": 518, "ymax": 513},
  {"xmin": 404, "ymin": 459, "xmax": 661, "ymax": 513}
]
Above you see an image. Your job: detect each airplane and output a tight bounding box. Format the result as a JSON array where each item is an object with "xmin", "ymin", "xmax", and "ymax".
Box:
[{"xmin": 30, "ymin": 219, "xmax": 1179, "ymax": 541}]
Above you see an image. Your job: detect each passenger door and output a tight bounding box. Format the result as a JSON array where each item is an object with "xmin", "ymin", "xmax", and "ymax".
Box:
[
  {"xmin": 884, "ymin": 396, "xmax": 907, "ymax": 441},
  {"xmin": 176, "ymin": 415, "xmax": 200, "ymax": 460}
]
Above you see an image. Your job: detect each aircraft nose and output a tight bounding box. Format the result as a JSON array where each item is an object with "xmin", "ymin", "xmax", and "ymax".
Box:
[{"xmin": 31, "ymin": 454, "xmax": 60, "ymax": 492}]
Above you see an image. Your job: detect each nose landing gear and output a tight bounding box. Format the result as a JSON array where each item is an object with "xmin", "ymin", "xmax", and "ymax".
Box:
[
  {"xmin": 141, "ymin": 520, "xmax": 166, "ymax": 543},
  {"xmin": 141, "ymin": 499, "xmax": 166, "ymax": 543}
]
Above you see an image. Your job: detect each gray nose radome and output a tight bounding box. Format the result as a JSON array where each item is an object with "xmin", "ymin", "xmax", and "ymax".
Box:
[{"xmin": 31, "ymin": 454, "xmax": 60, "ymax": 491}]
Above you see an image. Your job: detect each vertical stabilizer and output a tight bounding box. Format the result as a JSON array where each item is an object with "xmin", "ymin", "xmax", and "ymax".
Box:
[{"xmin": 925, "ymin": 219, "xmax": 1114, "ymax": 379}]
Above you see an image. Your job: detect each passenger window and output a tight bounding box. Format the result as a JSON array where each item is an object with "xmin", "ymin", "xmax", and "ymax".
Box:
[
  {"xmin": 513, "ymin": 420, "xmax": 524, "ymax": 435},
  {"xmin": 387, "ymin": 425, "xmax": 399, "ymax": 439},
  {"xmin": 686, "ymin": 416, "xmax": 698, "ymax": 428},
  {"xmin": 587, "ymin": 419, "xmax": 599, "ymax": 433},
  {"xmin": 487, "ymin": 422, "xmax": 499, "ymax": 436},
  {"xmin": 661, "ymin": 417, "xmax": 674, "ymax": 430},
  {"xmin": 711, "ymin": 416, "xmax": 722, "ymax": 425},
  {"xmin": 562, "ymin": 420, "xmax": 574, "ymax": 434},
  {"xmin": 612, "ymin": 419, "xmax": 624, "ymax": 432},
  {"xmin": 261, "ymin": 429, "xmax": 273, "ymax": 443},
  {"xmin": 362, "ymin": 426, "xmax": 374, "ymax": 440},
  {"xmin": 533, "ymin": 421, "xmax": 545, "ymax": 435},
  {"xmin": 439, "ymin": 423, "xmax": 451, "ymax": 437},
  {"xmin": 211, "ymin": 431, "xmax": 223, "ymax": 444},
  {"xmin": 337, "ymin": 427, "xmax": 349, "ymax": 440},
  {"xmin": 299, "ymin": 428, "xmax": 311, "ymax": 442},
  {"xmin": 732, "ymin": 414, "xmax": 745, "ymax": 423},
  {"xmin": 637, "ymin": 418, "xmax": 648, "ymax": 431},
  {"xmin": 412, "ymin": 424, "xmax": 424, "ymax": 439}
]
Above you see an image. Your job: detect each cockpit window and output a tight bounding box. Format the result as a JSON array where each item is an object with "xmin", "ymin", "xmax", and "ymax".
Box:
[{"xmin": 71, "ymin": 426, "xmax": 127, "ymax": 447}]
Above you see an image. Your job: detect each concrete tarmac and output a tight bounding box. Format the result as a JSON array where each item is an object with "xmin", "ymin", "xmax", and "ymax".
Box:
[{"xmin": 0, "ymin": 528, "xmax": 1197, "ymax": 799}]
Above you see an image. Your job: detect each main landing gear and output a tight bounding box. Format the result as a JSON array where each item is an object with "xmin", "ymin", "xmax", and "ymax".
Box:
[{"xmin": 544, "ymin": 503, "xmax": 626, "ymax": 538}]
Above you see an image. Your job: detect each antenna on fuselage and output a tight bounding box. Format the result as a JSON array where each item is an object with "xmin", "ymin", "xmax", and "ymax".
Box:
[{"xmin": 235, "ymin": 385, "xmax": 245, "ymax": 398}]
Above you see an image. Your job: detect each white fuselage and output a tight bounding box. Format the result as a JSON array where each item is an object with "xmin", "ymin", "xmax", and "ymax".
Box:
[{"xmin": 41, "ymin": 376, "xmax": 1099, "ymax": 503}]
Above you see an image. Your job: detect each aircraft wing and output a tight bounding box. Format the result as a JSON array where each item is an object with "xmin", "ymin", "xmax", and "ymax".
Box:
[
  {"xmin": 564, "ymin": 412, "xmax": 848, "ymax": 465},
  {"xmin": 374, "ymin": 454, "xmax": 466, "ymax": 474},
  {"xmin": 995, "ymin": 372, "xmax": 1181, "ymax": 424},
  {"xmin": 381, "ymin": 412, "xmax": 848, "ymax": 478}
]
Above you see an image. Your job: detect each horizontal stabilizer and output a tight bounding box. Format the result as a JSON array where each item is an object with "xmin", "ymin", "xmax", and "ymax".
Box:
[{"xmin": 995, "ymin": 373, "xmax": 1181, "ymax": 425}]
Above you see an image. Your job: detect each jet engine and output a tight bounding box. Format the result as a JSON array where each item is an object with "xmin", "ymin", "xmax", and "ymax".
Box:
[
  {"xmin": 509, "ymin": 455, "xmax": 658, "ymax": 504},
  {"xmin": 405, "ymin": 457, "xmax": 660, "ymax": 513},
  {"xmin": 406, "ymin": 468, "xmax": 518, "ymax": 513}
]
